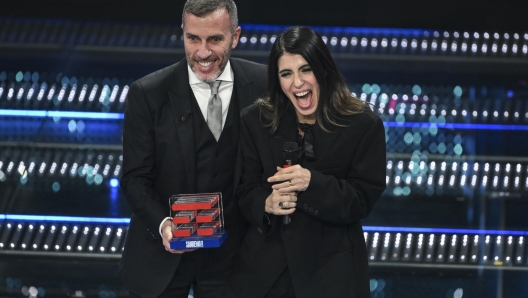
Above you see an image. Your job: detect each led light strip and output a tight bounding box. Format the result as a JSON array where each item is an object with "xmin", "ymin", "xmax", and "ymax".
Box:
[
  {"xmin": 384, "ymin": 122, "xmax": 528, "ymax": 131},
  {"xmin": 1, "ymin": 214, "xmax": 130, "ymax": 224},
  {"xmin": 1, "ymin": 110, "xmax": 527, "ymax": 130},
  {"xmin": 241, "ymin": 24, "xmax": 429, "ymax": 36},
  {"xmin": 0, "ymin": 109, "xmax": 123, "ymax": 120},
  {"xmin": 1, "ymin": 214, "xmax": 527, "ymax": 235},
  {"xmin": 363, "ymin": 226, "xmax": 528, "ymax": 235}
]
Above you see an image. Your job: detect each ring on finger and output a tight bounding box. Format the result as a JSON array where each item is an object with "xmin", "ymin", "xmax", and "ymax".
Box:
[
  {"xmin": 288, "ymin": 180, "xmax": 293, "ymax": 186},
  {"xmin": 278, "ymin": 201, "xmax": 284, "ymax": 208}
]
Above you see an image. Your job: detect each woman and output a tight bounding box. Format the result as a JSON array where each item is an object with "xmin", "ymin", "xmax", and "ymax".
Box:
[{"xmin": 228, "ymin": 26, "xmax": 386, "ymax": 298}]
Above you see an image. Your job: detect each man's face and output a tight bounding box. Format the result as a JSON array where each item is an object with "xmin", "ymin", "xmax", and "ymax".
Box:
[{"xmin": 183, "ymin": 9, "xmax": 241, "ymax": 83}]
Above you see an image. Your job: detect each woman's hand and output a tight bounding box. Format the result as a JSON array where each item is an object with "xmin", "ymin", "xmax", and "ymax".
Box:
[
  {"xmin": 265, "ymin": 189, "xmax": 297, "ymax": 215},
  {"xmin": 268, "ymin": 165, "xmax": 311, "ymax": 193}
]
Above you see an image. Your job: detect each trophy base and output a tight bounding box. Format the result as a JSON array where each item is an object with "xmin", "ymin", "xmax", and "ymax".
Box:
[{"xmin": 169, "ymin": 231, "xmax": 227, "ymax": 249}]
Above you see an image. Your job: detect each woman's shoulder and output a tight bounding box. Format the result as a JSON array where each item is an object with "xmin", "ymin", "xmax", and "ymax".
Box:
[
  {"xmin": 242, "ymin": 101, "xmax": 275, "ymax": 123},
  {"xmin": 241, "ymin": 103, "xmax": 261, "ymax": 119},
  {"xmin": 339, "ymin": 107, "xmax": 384, "ymax": 134},
  {"xmin": 343, "ymin": 106, "xmax": 381, "ymax": 124},
  {"xmin": 241, "ymin": 103, "xmax": 271, "ymax": 130},
  {"xmin": 241, "ymin": 104, "xmax": 263, "ymax": 128}
]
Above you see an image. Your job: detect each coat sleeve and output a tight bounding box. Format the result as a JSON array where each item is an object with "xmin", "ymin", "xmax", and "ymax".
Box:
[
  {"xmin": 120, "ymin": 81, "xmax": 167, "ymax": 239},
  {"xmin": 297, "ymin": 116, "xmax": 386, "ymax": 224},
  {"xmin": 236, "ymin": 110, "xmax": 278, "ymax": 234}
]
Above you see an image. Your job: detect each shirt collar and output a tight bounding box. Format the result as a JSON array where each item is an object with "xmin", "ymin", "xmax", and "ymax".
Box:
[{"xmin": 188, "ymin": 60, "xmax": 233, "ymax": 85}]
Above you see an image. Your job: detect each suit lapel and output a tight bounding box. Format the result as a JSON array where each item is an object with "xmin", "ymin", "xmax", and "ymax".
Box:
[
  {"xmin": 231, "ymin": 59, "xmax": 258, "ymax": 192},
  {"xmin": 307, "ymin": 122, "xmax": 342, "ymax": 169},
  {"xmin": 168, "ymin": 60, "xmax": 197, "ymax": 193},
  {"xmin": 231, "ymin": 59, "xmax": 255, "ymax": 110}
]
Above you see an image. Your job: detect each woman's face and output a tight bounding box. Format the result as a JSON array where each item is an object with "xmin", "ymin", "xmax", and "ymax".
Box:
[{"xmin": 278, "ymin": 53, "xmax": 320, "ymax": 124}]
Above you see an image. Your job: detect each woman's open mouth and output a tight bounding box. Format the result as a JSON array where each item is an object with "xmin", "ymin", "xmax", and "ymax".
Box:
[{"xmin": 294, "ymin": 90, "xmax": 313, "ymax": 109}]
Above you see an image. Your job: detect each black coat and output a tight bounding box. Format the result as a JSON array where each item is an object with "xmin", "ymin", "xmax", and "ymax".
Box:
[
  {"xmin": 119, "ymin": 58, "xmax": 267, "ymax": 298},
  {"xmin": 229, "ymin": 104, "xmax": 386, "ymax": 298}
]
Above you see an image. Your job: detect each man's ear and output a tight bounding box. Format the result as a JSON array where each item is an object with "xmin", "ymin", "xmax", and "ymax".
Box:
[{"xmin": 231, "ymin": 26, "xmax": 242, "ymax": 49}]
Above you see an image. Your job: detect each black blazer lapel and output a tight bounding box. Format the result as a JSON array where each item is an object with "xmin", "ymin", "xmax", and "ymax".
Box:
[
  {"xmin": 231, "ymin": 59, "xmax": 260, "ymax": 192},
  {"xmin": 308, "ymin": 123, "xmax": 342, "ymax": 169},
  {"xmin": 168, "ymin": 60, "xmax": 197, "ymax": 193},
  {"xmin": 231, "ymin": 59, "xmax": 257, "ymax": 110}
]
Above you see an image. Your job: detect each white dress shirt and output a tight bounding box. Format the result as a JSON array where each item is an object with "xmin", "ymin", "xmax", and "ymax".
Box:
[
  {"xmin": 159, "ymin": 61, "xmax": 235, "ymax": 238},
  {"xmin": 188, "ymin": 61, "xmax": 234, "ymax": 128}
]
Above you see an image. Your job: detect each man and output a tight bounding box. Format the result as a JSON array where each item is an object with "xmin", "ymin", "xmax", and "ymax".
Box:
[{"xmin": 119, "ymin": 1, "xmax": 267, "ymax": 297}]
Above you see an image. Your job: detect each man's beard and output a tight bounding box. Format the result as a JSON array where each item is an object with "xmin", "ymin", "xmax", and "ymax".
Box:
[
  {"xmin": 198, "ymin": 65, "xmax": 223, "ymax": 83},
  {"xmin": 188, "ymin": 47, "xmax": 232, "ymax": 84}
]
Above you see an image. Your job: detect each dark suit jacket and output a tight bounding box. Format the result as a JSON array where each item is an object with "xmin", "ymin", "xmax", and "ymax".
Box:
[
  {"xmin": 119, "ymin": 58, "xmax": 267, "ymax": 298},
  {"xmin": 229, "ymin": 104, "xmax": 386, "ymax": 298}
]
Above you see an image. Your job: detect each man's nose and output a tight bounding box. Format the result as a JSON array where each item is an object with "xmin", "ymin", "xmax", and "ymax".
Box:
[{"xmin": 196, "ymin": 43, "xmax": 212, "ymax": 59}]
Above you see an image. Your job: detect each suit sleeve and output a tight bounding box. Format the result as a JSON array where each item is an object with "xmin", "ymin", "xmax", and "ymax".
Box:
[
  {"xmin": 237, "ymin": 112, "xmax": 278, "ymax": 234},
  {"xmin": 297, "ymin": 116, "xmax": 386, "ymax": 224},
  {"xmin": 120, "ymin": 81, "xmax": 167, "ymax": 239}
]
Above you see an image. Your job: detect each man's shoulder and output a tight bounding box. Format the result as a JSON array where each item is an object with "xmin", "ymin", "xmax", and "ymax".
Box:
[
  {"xmin": 132, "ymin": 60, "xmax": 185, "ymax": 90},
  {"xmin": 231, "ymin": 57, "xmax": 267, "ymax": 74},
  {"xmin": 231, "ymin": 58, "xmax": 267, "ymax": 98},
  {"xmin": 231, "ymin": 57, "xmax": 266, "ymax": 68}
]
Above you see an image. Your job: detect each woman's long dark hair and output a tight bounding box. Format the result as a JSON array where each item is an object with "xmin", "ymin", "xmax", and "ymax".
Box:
[{"xmin": 257, "ymin": 26, "xmax": 366, "ymax": 133}]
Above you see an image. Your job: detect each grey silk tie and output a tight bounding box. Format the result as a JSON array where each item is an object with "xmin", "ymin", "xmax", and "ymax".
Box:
[{"xmin": 207, "ymin": 81, "xmax": 222, "ymax": 141}]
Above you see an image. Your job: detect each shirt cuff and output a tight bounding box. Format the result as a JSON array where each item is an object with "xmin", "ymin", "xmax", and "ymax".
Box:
[{"xmin": 159, "ymin": 217, "xmax": 172, "ymax": 237}]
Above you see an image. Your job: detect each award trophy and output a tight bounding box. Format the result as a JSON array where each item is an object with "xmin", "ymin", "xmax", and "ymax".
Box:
[{"xmin": 169, "ymin": 192, "xmax": 227, "ymax": 249}]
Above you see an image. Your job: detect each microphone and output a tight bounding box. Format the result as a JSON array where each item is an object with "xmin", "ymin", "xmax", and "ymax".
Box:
[{"xmin": 282, "ymin": 142, "xmax": 298, "ymax": 225}]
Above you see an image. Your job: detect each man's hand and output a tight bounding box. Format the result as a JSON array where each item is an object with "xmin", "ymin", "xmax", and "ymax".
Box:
[{"xmin": 161, "ymin": 219, "xmax": 197, "ymax": 254}]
